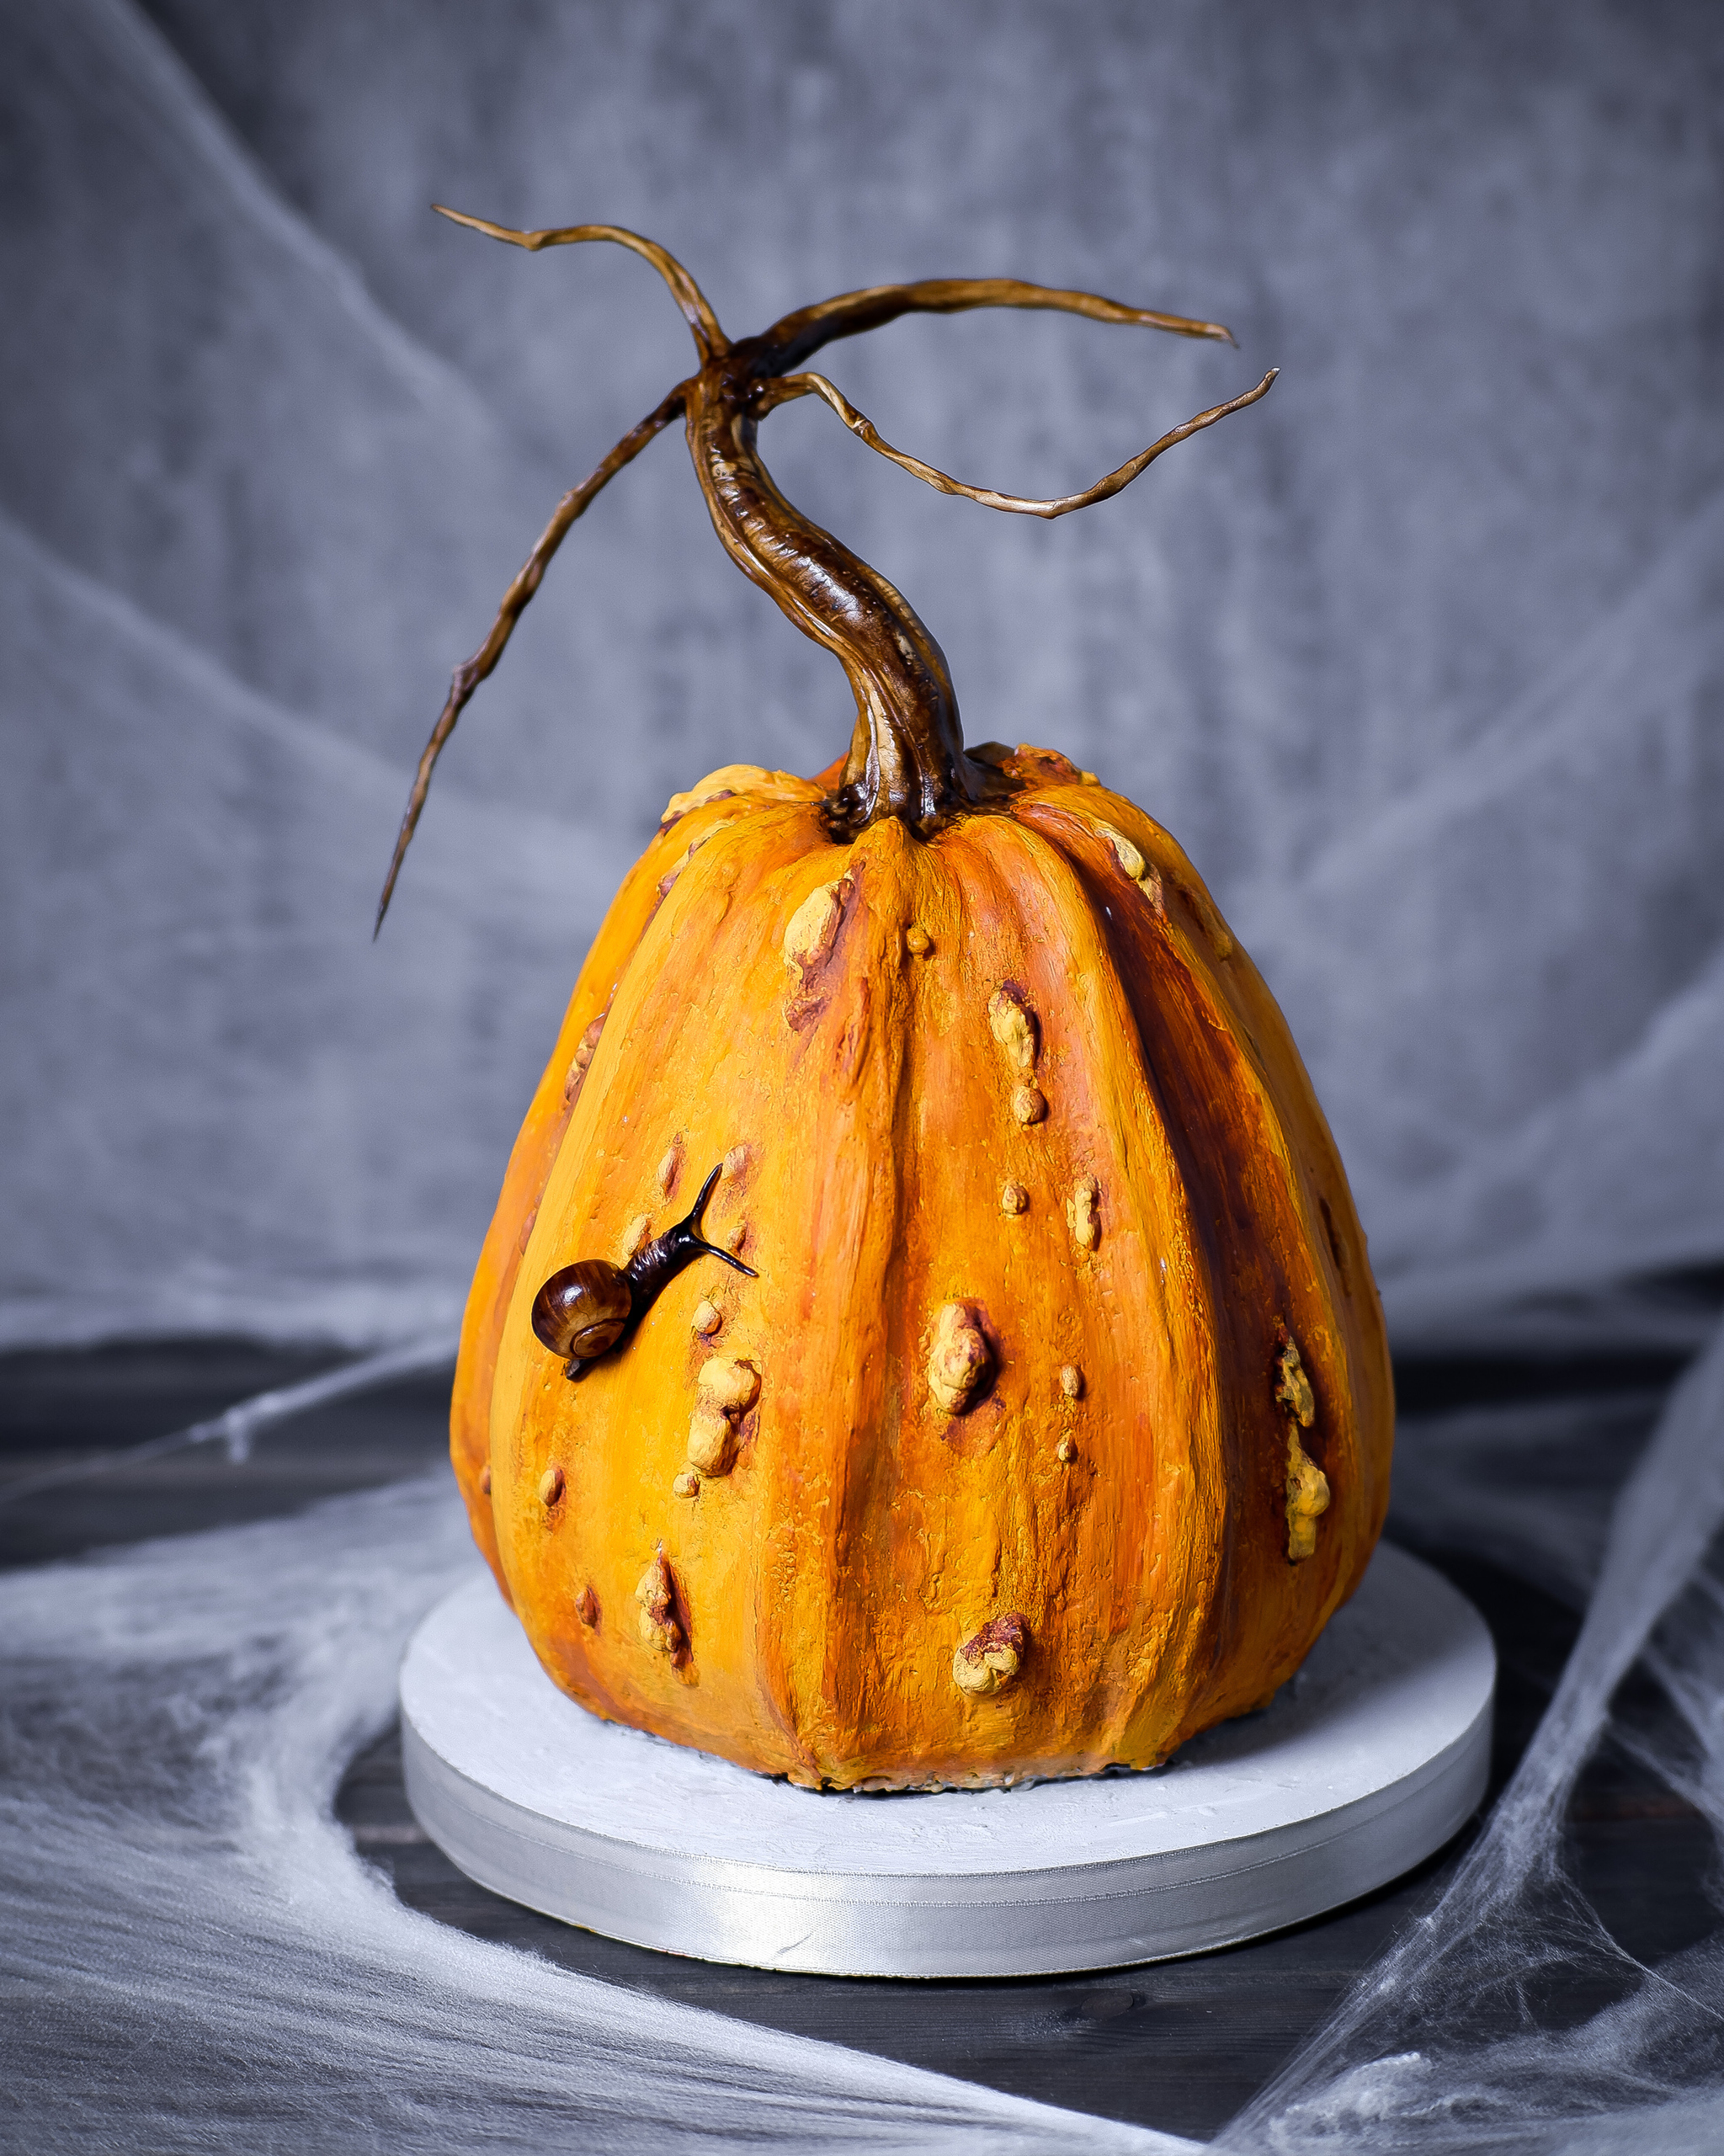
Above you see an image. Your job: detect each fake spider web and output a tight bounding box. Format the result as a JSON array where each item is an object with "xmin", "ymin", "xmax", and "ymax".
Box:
[{"xmin": 2, "ymin": 1322, "xmax": 1721, "ymax": 2152}]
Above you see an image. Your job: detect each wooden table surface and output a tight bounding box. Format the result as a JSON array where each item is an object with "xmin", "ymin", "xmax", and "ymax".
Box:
[{"xmin": 1, "ymin": 1341, "xmax": 1705, "ymax": 2142}]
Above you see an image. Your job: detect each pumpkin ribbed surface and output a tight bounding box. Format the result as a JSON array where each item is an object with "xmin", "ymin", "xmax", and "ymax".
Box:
[{"xmin": 450, "ymin": 746, "xmax": 1392, "ymax": 1789}]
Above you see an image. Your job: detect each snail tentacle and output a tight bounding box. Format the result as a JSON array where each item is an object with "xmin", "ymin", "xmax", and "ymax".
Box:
[{"xmin": 626, "ymin": 1164, "xmax": 758, "ymax": 1303}]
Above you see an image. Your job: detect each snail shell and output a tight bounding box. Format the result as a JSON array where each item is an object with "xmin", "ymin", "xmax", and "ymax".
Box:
[{"xmin": 531, "ymin": 1260, "xmax": 633, "ymax": 1360}]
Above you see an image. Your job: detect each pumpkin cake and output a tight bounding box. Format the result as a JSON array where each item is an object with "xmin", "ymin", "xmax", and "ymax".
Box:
[{"xmin": 378, "ymin": 216, "xmax": 1394, "ymax": 1791}]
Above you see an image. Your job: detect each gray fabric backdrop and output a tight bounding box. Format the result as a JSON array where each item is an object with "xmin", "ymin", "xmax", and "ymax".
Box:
[{"xmin": 3, "ymin": 0, "xmax": 1721, "ymax": 1351}]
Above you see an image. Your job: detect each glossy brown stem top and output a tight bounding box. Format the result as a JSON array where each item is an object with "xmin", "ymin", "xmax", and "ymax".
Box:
[
  {"xmin": 375, "ymin": 214, "xmax": 1275, "ymax": 928},
  {"xmin": 689, "ymin": 337, "xmax": 979, "ymax": 838}
]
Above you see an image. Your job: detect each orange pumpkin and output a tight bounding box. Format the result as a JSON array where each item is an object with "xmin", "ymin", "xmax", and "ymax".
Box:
[{"xmin": 380, "ymin": 216, "xmax": 1393, "ymax": 1791}]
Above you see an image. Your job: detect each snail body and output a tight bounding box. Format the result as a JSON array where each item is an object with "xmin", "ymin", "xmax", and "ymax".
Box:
[{"xmin": 530, "ymin": 1163, "xmax": 753, "ymax": 1375}]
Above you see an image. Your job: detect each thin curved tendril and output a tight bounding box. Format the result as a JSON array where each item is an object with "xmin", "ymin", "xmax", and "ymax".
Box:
[
  {"xmin": 373, "ymin": 386, "xmax": 686, "ymax": 934},
  {"xmin": 759, "ymin": 368, "xmax": 1279, "ymax": 519},
  {"xmin": 758, "ymin": 276, "xmax": 1239, "ymax": 370},
  {"xmin": 431, "ymin": 206, "xmax": 727, "ymax": 360}
]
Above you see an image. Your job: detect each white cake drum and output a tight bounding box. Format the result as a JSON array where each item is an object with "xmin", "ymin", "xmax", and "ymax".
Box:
[{"xmin": 399, "ymin": 1542, "xmax": 1493, "ymax": 1979}]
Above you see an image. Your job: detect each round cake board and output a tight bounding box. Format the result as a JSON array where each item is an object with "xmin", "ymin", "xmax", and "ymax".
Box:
[{"xmin": 399, "ymin": 1542, "xmax": 1493, "ymax": 1979}]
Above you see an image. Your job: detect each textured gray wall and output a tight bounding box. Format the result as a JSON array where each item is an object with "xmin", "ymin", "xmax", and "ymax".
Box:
[{"xmin": 3, "ymin": 0, "xmax": 1721, "ymax": 1348}]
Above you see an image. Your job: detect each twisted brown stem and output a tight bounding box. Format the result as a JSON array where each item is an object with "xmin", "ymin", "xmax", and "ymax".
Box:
[{"xmin": 375, "ymin": 218, "xmax": 1274, "ymax": 926}]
